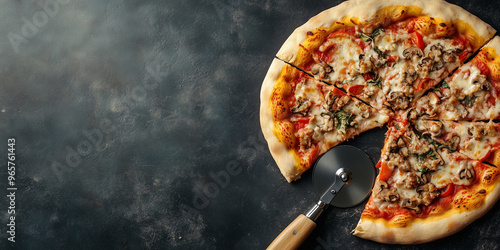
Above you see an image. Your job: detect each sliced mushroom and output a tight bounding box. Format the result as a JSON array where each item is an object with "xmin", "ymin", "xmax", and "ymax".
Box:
[
  {"xmin": 403, "ymin": 47, "xmax": 424, "ymax": 60},
  {"xmin": 418, "ymin": 57, "xmax": 433, "ymax": 70},
  {"xmin": 402, "ymin": 67, "xmax": 419, "ymax": 84},
  {"xmin": 324, "ymin": 90, "xmax": 335, "ymax": 110},
  {"xmin": 417, "ymin": 172, "xmax": 431, "ymax": 185},
  {"xmin": 377, "ymin": 181, "xmax": 389, "ymax": 191},
  {"xmin": 311, "ymin": 62, "xmax": 332, "ymax": 79},
  {"xmin": 459, "ymin": 163, "xmax": 475, "ymax": 180},
  {"xmin": 291, "ymin": 97, "xmax": 311, "ymax": 116},
  {"xmin": 381, "ymin": 187, "xmax": 400, "ymax": 203},
  {"xmin": 428, "ymin": 121, "xmax": 443, "ymax": 137},
  {"xmin": 376, "ymin": 181, "xmax": 400, "ymax": 203},
  {"xmin": 469, "ymin": 123, "xmax": 498, "ymax": 140},
  {"xmin": 421, "ymin": 92, "xmax": 440, "ymax": 117},
  {"xmin": 331, "ymin": 95, "xmax": 351, "ymax": 111},
  {"xmin": 415, "ymin": 120, "xmax": 443, "ymax": 137},
  {"xmin": 471, "ymin": 73, "xmax": 490, "ymax": 91},
  {"xmin": 387, "ymin": 91, "xmax": 410, "ymax": 110},
  {"xmin": 442, "ymin": 49, "xmax": 457, "ymax": 63},
  {"xmin": 428, "ymin": 44, "xmax": 443, "ymax": 60},
  {"xmin": 432, "ymin": 61, "xmax": 445, "ymax": 71},
  {"xmin": 401, "ymin": 198, "xmax": 422, "ymax": 214},
  {"xmin": 449, "ymin": 135, "xmax": 460, "ymax": 150},
  {"xmin": 359, "ymin": 105, "xmax": 371, "ymax": 119}
]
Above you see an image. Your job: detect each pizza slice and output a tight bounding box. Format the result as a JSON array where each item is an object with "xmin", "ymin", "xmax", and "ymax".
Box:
[
  {"xmin": 353, "ymin": 119, "xmax": 500, "ymax": 244},
  {"xmin": 275, "ymin": 0, "xmax": 495, "ymax": 110},
  {"xmin": 413, "ymin": 119, "xmax": 500, "ymax": 161},
  {"xmin": 412, "ymin": 36, "xmax": 500, "ymax": 120},
  {"xmin": 260, "ymin": 59, "xmax": 390, "ymax": 182}
]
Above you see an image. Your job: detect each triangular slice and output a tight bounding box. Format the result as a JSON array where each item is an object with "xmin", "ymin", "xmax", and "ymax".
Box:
[
  {"xmin": 354, "ymin": 119, "xmax": 500, "ymax": 244},
  {"xmin": 411, "ymin": 36, "xmax": 500, "ymax": 120},
  {"xmin": 275, "ymin": 0, "xmax": 495, "ymax": 110},
  {"xmin": 260, "ymin": 59, "xmax": 390, "ymax": 182}
]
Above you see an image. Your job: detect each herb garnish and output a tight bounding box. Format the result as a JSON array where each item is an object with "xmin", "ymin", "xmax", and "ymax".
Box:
[
  {"xmin": 339, "ymin": 77, "xmax": 356, "ymax": 85},
  {"xmin": 462, "ymin": 95, "xmax": 477, "ymax": 108},
  {"xmin": 415, "ymin": 149, "xmax": 437, "ymax": 166},
  {"xmin": 366, "ymin": 78, "xmax": 382, "ymax": 88},
  {"xmin": 373, "ymin": 46, "xmax": 387, "ymax": 59},
  {"xmin": 441, "ymin": 81, "xmax": 450, "ymax": 89},
  {"xmin": 421, "ymin": 134, "xmax": 454, "ymax": 153},
  {"xmin": 334, "ymin": 110, "xmax": 355, "ymax": 131},
  {"xmin": 358, "ymin": 27, "xmax": 387, "ymax": 59}
]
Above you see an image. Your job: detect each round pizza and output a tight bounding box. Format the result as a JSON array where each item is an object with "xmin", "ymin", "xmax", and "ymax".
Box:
[{"xmin": 260, "ymin": 0, "xmax": 500, "ymax": 244}]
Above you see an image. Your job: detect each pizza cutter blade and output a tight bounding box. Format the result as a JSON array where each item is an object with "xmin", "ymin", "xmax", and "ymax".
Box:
[
  {"xmin": 313, "ymin": 145, "xmax": 376, "ymax": 208},
  {"xmin": 267, "ymin": 145, "xmax": 375, "ymax": 250}
]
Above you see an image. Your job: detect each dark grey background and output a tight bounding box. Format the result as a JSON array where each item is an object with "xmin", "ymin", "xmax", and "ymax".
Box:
[{"xmin": 1, "ymin": 0, "xmax": 500, "ymax": 249}]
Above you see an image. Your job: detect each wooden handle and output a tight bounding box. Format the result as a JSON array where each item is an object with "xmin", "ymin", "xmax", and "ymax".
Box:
[{"xmin": 267, "ymin": 214, "xmax": 317, "ymax": 250}]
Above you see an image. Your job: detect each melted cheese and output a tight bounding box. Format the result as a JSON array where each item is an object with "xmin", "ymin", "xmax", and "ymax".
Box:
[
  {"xmin": 324, "ymin": 37, "xmax": 363, "ymax": 81},
  {"xmin": 449, "ymin": 64, "xmax": 482, "ymax": 95},
  {"xmin": 429, "ymin": 150, "xmax": 473, "ymax": 188}
]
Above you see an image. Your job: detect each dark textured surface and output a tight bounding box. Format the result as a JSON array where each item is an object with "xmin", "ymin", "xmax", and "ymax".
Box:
[{"xmin": 1, "ymin": 0, "xmax": 500, "ymax": 249}]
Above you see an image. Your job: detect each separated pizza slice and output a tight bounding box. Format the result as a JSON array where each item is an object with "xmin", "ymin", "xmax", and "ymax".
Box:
[
  {"xmin": 275, "ymin": 0, "xmax": 495, "ymax": 110},
  {"xmin": 411, "ymin": 36, "xmax": 500, "ymax": 120},
  {"xmin": 354, "ymin": 119, "xmax": 500, "ymax": 244},
  {"xmin": 260, "ymin": 59, "xmax": 390, "ymax": 182},
  {"xmin": 413, "ymin": 119, "xmax": 500, "ymax": 162}
]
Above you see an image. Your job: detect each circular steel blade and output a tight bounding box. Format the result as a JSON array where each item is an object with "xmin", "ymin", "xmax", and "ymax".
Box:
[{"xmin": 312, "ymin": 145, "xmax": 375, "ymax": 208}]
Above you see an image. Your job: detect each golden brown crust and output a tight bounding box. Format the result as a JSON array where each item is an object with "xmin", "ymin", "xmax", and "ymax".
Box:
[
  {"xmin": 473, "ymin": 36, "xmax": 500, "ymax": 82},
  {"xmin": 260, "ymin": 59, "xmax": 302, "ymax": 182}
]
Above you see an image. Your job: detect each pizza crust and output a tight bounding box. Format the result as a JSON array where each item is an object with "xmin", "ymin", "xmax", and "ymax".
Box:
[
  {"xmin": 260, "ymin": 59, "xmax": 301, "ymax": 182},
  {"xmin": 277, "ymin": 0, "xmax": 495, "ymax": 66},
  {"xmin": 476, "ymin": 35, "xmax": 500, "ymax": 82}
]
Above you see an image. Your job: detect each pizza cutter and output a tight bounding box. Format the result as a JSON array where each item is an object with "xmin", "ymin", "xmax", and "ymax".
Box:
[{"xmin": 267, "ymin": 145, "xmax": 376, "ymax": 250}]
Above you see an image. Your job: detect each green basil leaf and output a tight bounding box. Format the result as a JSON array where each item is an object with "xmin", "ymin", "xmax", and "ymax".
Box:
[
  {"xmin": 339, "ymin": 77, "xmax": 356, "ymax": 85},
  {"xmin": 372, "ymin": 27, "xmax": 385, "ymax": 37},
  {"xmin": 359, "ymin": 33, "xmax": 372, "ymax": 42},
  {"xmin": 462, "ymin": 95, "xmax": 478, "ymax": 108},
  {"xmin": 366, "ymin": 78, "xmax": 382, "ymax": 88},
  {"xmin": 441, "ymin": 81, "xmax": 450, "ymax": 89},
  {"xmin": 373, "ymin": 46, "xmax": 387, "ymax": 59},
  {"xmin": 334, "ymin": 110, "xmax": 355, "ymax": 131}
]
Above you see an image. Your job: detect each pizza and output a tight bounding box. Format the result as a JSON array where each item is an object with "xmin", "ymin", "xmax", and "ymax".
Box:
[
  {"xmin": 411, "ymin": 36, "xmax": 500, "ymax": 120},
  {"xmin": 260, "ymin": 0, "xmax": 500, "ymax": 244}
]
